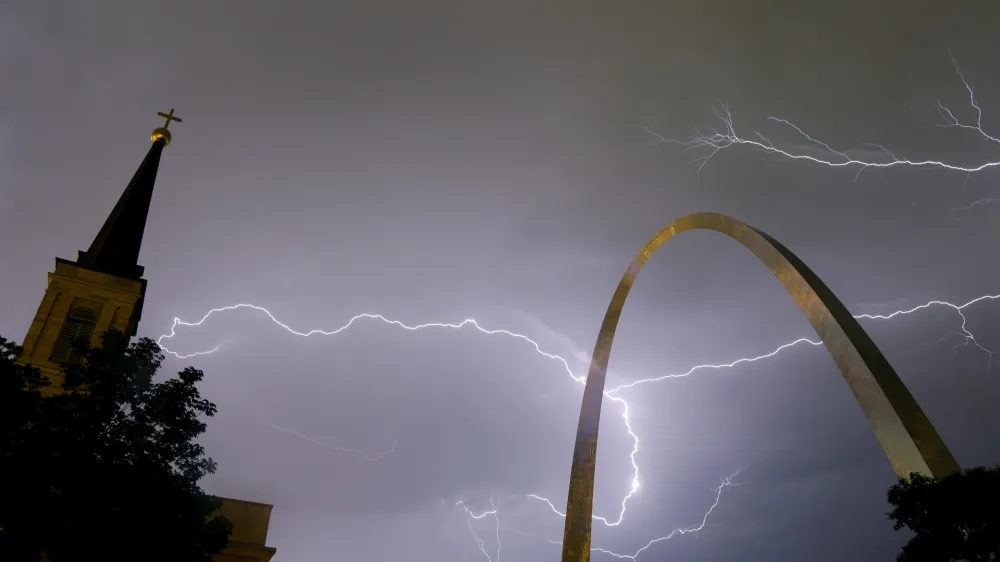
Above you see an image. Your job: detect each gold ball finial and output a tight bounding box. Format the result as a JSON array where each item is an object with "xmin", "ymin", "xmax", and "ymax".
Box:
[
  {"xmin": 151, "ymin": 127, "xmax": 172, "ymax": 146},
  {"xmin": 152, "ymin": 109, "xmax": 182, "ymax": 146}
]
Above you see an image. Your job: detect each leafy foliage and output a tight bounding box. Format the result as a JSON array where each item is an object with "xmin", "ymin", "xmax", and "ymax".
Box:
[
  {"xmin": 888, "ymin": 467, "xmax": 1000, "ymax": 561},
  {"xmin": 0, "ymin": 331, "xmax": 231, "ymax": 562}
]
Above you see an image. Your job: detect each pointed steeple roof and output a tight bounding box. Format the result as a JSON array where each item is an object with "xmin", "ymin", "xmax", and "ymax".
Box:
[{"xmin": 75, "ymin": 109, "xmax": 181, "ymax": 280}]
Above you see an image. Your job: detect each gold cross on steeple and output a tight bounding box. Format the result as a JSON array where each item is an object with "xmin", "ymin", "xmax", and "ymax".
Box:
[
  {"xmin": 157, "ymin": 108, "xmax": 183, "ymax": 130},
  {"xmin": 151, "ymin": 108, "xmax": 183, "ymax": 146}
]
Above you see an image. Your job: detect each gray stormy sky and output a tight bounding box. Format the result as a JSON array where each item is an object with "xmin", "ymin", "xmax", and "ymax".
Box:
[{"xmin": 2, "ymin": 1, "xmax": 1000, "ymax": 560}]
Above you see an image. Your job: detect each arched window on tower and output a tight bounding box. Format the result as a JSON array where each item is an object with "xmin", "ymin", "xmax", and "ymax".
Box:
[{"xmin": 50, "ymin": 307, "xmax": 99, "ymax": 364}]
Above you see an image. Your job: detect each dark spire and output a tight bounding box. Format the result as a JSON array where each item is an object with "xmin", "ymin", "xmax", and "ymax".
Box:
[{"xmin": 75, "ymin": 109, "xmax": 182, "ymax": 280}]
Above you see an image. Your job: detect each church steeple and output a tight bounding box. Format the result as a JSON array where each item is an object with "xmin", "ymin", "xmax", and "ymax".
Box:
[
  {"xmin": 75, "ymin": 109, "xmax": 181, "ymax": 280},
  {"xmin": 16, "ymin": 110, "xmax": 279, "ymax": 559},
  {"xmin": 19, "ymin": 110, "xmax": 181, "ymax": 375}
]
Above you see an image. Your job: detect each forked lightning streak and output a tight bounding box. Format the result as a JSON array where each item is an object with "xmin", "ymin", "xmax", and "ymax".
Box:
[
  {"xmin": 156, "ymin": 293, "xmax": 997, "ymax": 559},
  {"xmin": 648, "ymin": 53, "xmax": 1000, "ymax": 196}
]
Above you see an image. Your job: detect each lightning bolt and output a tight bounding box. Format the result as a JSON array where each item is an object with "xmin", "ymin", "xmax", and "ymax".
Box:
[
  {"xmin": 158, "ymin": 307, "xmax": 637, "ymax": 530},
  {"xmin": 546, "ymin": 470, "xmax": 742, "ymax": 561},
  {"xmin": 457, "ymin": 497, "xmax": 503, "ymax": 562},
  {"xmin": 648, "ymin": 53, "xmax": 1000, "ymax": 191},
  {"xmin": 261, "ymin": 415, "xmax": 398, "ymax": 461},
  {"xmin": 605, "ymin": 294, "xmax": 999, "ymax": 395},
  {"xmin": 855, "ymin": 295, "xmax": 999, "ymax": 367},
  {"xmin": 951, "ymin": 197, "xmax": 1000, "ymax": 212},
  {"xmin": 156, "ymin": 291, "xmax": 996, "ymax": 559},
  {"xmin": 170, "ymin": 341, "xmax": 224, "ymax": 359},
  {"xmin": 158, "ymin": 309, "xmax": 577, "ymax": 378}
]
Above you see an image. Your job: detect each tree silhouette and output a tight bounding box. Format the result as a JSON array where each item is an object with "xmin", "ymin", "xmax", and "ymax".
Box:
[
  {"xmin": 0, "ymin": 331, "xmax": 231, "ymax": 562},
  {"xmin": 888, "ymin": 467, "xmax": 1000, "ymax": 561}
]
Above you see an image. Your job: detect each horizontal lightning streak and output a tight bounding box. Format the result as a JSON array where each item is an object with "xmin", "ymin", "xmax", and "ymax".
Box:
[
  {"xmin": 157, "ymin": 293, "xmax": 996, "ymax": 560},
  {"xmin": 857, "ymin": 295, "xmax": 999, "ymax": 367},
  {"xmin": 158, "ymin": 309, "xmax": 577, "ymax": 376},
  {"xmin": 608, "ymin": 294, "xmax": 999, "ymax": 395},
  {"xmin": 262, "ymin": 415, "xmax": 398, "ymax": 461},
  {"xmin": 647, "ymin": 54, "xmax": 1000, "ymax": 194},
  {"xmin": 157, "ymin": 306, "xmax": 637, "ymax": 527},
  {"xmin": 952, "ymin": 197, "xmax": 1000, "ymax": 212}
]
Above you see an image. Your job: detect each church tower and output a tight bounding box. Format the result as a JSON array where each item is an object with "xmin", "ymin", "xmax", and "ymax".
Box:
[
  {"xmin": 19, "ymin": 111, "xmax": 180, "ymax": 389},
  {"xmin": 18, "ymin": 110, "xmax": 278, "ymax": 561}
]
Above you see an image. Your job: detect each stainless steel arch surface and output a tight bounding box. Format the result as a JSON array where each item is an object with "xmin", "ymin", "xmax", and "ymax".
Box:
[{"xmin": 560, "ymin": 212, "xmax": 959, "ymax": 562}]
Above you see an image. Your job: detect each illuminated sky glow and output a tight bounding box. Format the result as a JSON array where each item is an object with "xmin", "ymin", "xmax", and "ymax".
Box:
[{"xmin": 2, "ymin": 2, "xmax": 999, "ymax": 560}]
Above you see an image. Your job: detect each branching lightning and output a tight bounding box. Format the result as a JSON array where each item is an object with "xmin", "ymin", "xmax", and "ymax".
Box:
[
  {"xmin": 647, "ymin": 53, "xmax": 1000, "ymax": 196},
  {"xmin": 457, "ymin": 497, "xmax": 503, "ymax": 562},
  {"xmin": 856, "ymin": 295, "xmax": 999, "ymax": 367},
  {"xmin": 606, "ymin": 294, "xmax": 999, "ymax": 396},
  {"xmin": 158, "ymin": 308, "xmax": 576, "ymax": 372},
  {"xmin": 546, "ymin": 469, "xmax": 742, "ymax": 561},
  {"xmin": 156, "ymin": 291, "xmax": 997, "ymax": 559}
]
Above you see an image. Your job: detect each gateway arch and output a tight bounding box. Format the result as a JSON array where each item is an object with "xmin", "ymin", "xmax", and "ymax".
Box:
[{"xmin": 560, "ymin": 212, "xmax": 959, "ymax": 562}]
